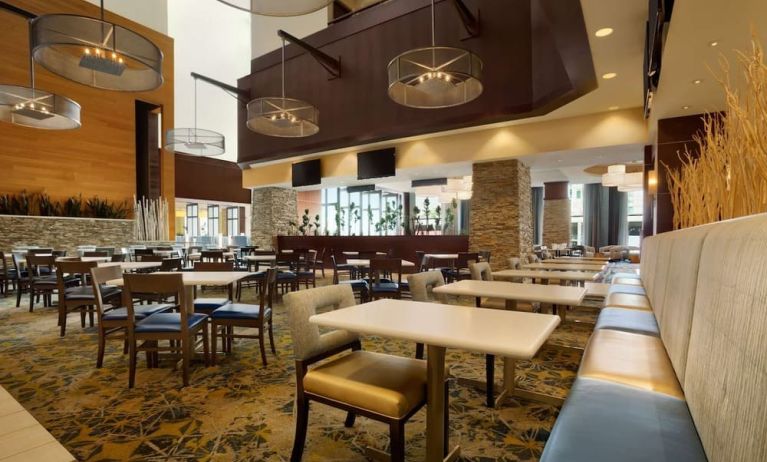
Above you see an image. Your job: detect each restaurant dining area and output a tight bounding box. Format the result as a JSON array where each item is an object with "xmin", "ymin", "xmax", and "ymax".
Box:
[{"xmin": 1, "ymin": 0, "xmax": 766, "ymax": 461}]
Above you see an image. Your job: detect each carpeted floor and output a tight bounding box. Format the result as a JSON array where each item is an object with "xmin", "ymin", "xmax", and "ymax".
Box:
[{"xmin": 0, "ymin": 279, "xmax": 597, "ymax": 461}]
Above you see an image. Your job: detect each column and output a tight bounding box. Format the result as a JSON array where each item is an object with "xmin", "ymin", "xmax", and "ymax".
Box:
[
  {"xmin": 251, "ymin": 187, "xmax": 298, "ymax": 249},
  {"xmin": 469, "ymin": 159, "xmax": 532, "ymax": 269},
  {"xmin": 542, "ymin": 181, "xmax": 570, "ymax": 247}
]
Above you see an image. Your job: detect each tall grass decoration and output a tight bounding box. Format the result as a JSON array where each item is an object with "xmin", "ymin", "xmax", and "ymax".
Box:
[
  {"xmin": 666, "ymin": 36, "xmax": 767, "ymax": 229},
  {"xmin": 134, "ymin": 196, "xmax": 169, "ymax": 241}
]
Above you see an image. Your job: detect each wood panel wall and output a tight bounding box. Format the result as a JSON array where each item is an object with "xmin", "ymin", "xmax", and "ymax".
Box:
[
  {"xmin": 174, "ymin": 154, "xmax": 250, "ymax": 204},
  {"xmin": 0, "ymin": 0, "xmax": 175, "ymax": 233}
]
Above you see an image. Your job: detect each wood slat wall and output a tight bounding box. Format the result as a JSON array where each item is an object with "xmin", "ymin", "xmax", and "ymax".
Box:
[{"xmin": 0, "ymin": 0, "xmax": 175, "ymax": 233}]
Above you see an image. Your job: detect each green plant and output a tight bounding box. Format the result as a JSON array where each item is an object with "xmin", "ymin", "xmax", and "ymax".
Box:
[
  {"xmin": 298, "ymin": 209, "xmax": 313, "ymax": 236},
  {"xmin": 434, "ymin": 205, "xmax": 442, "ymax": 231},
  {"xmin": 334, "ymin": 208, "xmax": 346, "ymax": 236},
  {"xmin": 348, "ymin": 202, "xmax": 360, "ymax": 235},
  {"xmin": 443, "ymin": 198, "xmax": 457, "ymax": 234},
  {"xmin": 63, "ymin": 195, "xmax": 84, "ymax": 217},
  {"xmin": 313, "ymin": 214, "xmax": 321, "ymax": 236},
  {"xmin": 37, "ymin": 193, "xmax": 60, "ymax": 216}
]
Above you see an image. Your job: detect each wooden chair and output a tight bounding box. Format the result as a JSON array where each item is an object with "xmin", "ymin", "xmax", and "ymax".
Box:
[
  {"xmin": 26, "ymin": 254, "xmax": 61, "ymax": 312},
  {"xmin": 201, "ymin": 250, "xmax": 224, "ymax": 262},
  {"xmin": 406, "ymin": 270, "xmax": 447, "ymax": 359},
  {"xmin": 369, "ymin": 258, "xmax": 402, "ymax": 300},
  {"xmin": 123, "ymin": 273, "xmax": 210, "ymax": 387},
  {"xmin": 10, "ymin": 255, "xmax": 30, "ymax": 308},
  {"xmin": 0, "ymin": 251, "xmax": 16, "ymax": 296},
  {"xmin": 478, "ymin": 250, "xmax": 491, "ymax": 264},
  {"xmin": 296, "ymin": 250, "xmax": 317, "ymax": 289},
  {"xmin": 133, "ymin": 248, "xmax": 154, "ymax": 261},
  {"xmin": 211, "ymin": 268, "xmax": 277, "ymax": 366},
  {"xmin": 445, "ymin": 252, "xmax": 479, "ymax": 282},
  {"xmin": 284, "ymin": 285, "xmax": 434, "ymax": 462},
  {"xmin": 330, "ymin": 254, "xmax": 368, "ymax": 302},
  {"xmin": 313, "ymin": 247, "xmax": 327, "ymax": 278},
  {"xmin": 56, "ymin": 260, "xmax": 120, "ymax": 337},
  {"xmin": 90, "ymin": 266, "xmax": 173, "ymax": 368},
  {"xmin": 275, "ymin": 252, "xmax": 299, "ymax": 293},
  {"xmin": 27, "ymin": 248, "xmax": 53, "ymax": 255},
  {"xmin": 84, "ymin": 251, "xmax": 108, "ymax": 257},
  {"xmin": 95, "ymin": 247, "xmax": 115, "ymax": 256},
  {"xmin": 110, "ymin": 253, "xmax": 126, "ymax": 262},
  {"xmin": 160, "ymin": 258, "xmax": 183, "ymax": 272},
  {"xmin": 192, "ymin": 261, "xmax": 233, "ymax": 313},
  {"xmin": 139, "ymin": 255, "xmax": 164, "ymax": 262}
]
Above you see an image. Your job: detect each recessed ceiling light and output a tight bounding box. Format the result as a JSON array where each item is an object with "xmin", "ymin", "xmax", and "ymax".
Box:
[
  {"xmin": 693, "ymin": 79, "xmax": 703, "ymax": 84},
  {"xmin": 602, "ymin": 72, "xmax": 617, "ymax": 80},
  {"xmin": 608, "ymin": 106, "xmax": 619, "ymax": 111},
  {"xmin": 595, "ymin": 28, "xmax": 614, "ymax": 38},
  {"xmin": 709, "ymin": 41, "xmax": 719, "ymax": 47},
  {"xmin": 682, "ymin": 105, "xmax": 691, "ymax": 110}
]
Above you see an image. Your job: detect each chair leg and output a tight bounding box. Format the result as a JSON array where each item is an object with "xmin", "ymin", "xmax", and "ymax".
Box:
[
  {"xmin": 16, "ymin": 285, "xmax": 22, "ymax": 307},
  {"xmin": 258, "ymin": 327, "xmax": 268, "ymax": 366},
  {"xmin": 128, "ymin": 341, "xmax": 137, "ymax": 388},
  {"xmin": 389, "ymin": 421, "xmax": 405, "ymax": 462},
  {"xmin": 485, "ymin": 354, "xmax": 495, "ymax": 408},
  {"xmin": 211, "ymin": 322, "xmax": 218, "ymax": 366},
  {"xmin": 96, "ymin": 330, "xmax": 106, "ymax": 368},
  {"xmin": 344, "ymin": 412, "xmax": 356, "ymax": 428},
  {"xmin": 268, "ymin": 320, "xmax": 276, "ymax": 354},
  {"xmin": 88, "ymin": 307, "xmax": 94, "ymax": 327},
  {"xmin": 290, "ymin": 397, "xmax": 310, "ymax": 462},
  {"xmin": 181, "ymin": 336, "xmax": 191, "ymax": 387},
  {"xmin": 59, "ymin": 306, "xmax": 67, "ymax": 337},
  {"xmin": 444, "ymin": 380, "xmax": 450, "ymax": 456},
  {"xmin": 29, "ymin": 289, "xmax": 34, "ymax": 312},
  {"xmin": 415, "ymin": 343, "xmax": 424, "ymax": 360},
  {"xmin": 202, "ymin": 324, "xmax": 210, "ymax": 367}
]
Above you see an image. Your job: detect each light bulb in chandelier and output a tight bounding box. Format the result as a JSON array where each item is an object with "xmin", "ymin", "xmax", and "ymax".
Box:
[{"xmin": 80, "ymin": 47, "xmax": 126, "ymax": 77}]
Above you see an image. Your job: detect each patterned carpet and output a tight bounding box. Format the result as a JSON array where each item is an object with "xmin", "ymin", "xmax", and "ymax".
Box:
[{"xmin": 0, "ymin": 279, "xmax": 597, "ymax": 461}]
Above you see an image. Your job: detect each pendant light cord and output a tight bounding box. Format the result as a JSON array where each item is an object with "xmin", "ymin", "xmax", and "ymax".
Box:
[
  {"xmin": 194, "ymin": 77, "xmax": 198, "ymax": 132},
  {"xmin": 100, "ymin": 0, "xmax": 105, "ymax": 21},
  {"xmin": 431, "ymin": 0, "xmax": 436, "ymax": 47},
  {"xmin": 27, "ymin": 19, "xmax": 34, "ymax": 90},
  {"xmin": 281, "ymin": 38, "xmax": 286, "ymax": 99}
]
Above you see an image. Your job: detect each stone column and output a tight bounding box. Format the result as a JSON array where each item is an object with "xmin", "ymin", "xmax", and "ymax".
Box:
[
  {"xmin": 251, "ymin": 187, "xmax": 297, "ymax": 249},
  {"xmin": 469, "ymin": 159, "xmax": 532, "ymax": 269},
  {"xmin": 542, "ymin": 181, "xmax": 571, "ymax": 247}
]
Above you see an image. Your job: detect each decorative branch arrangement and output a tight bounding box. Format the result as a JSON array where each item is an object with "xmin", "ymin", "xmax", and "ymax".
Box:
[
  {"xmin": 666, "ymin": 37, "xmax": 767, "ymax": 229},
  {"xmin": 134, "ymin": 196, "xmax": 169, "ymax": 241}
]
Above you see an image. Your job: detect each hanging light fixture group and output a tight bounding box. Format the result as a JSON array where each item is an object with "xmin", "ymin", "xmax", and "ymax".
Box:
[
  {"xmin": 387, "ymin": 0, "xmax": 483, "ymax": 109},
  {"xmin": 246, "ymin": 37, "xmax": 320, "ymax": 137},
  {"xmin": 29, "ymin": 0, "xmax": 163, "ymax": 92},
  {"xmin": 165, "ymin": 77, "xmax": 225, "ymax": 156},
  {"xmin": 216, "ymin": 0, "xmax": 333, "ymax": 17}
]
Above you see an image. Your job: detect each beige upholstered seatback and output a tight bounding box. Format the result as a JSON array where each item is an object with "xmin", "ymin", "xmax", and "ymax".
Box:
[
  {"xmin": 639, "ymin": 236, "xmax": 658, "ymax": 298},
  {"xmin": 684, "ymin": 214, "xmax": 767, "ymax": 462},
  {"xmin": 648, "ymin": 237, "xmax": 673, "ymax": 321},
  {"xmin": 656, "ymin": 224, "xmax": 712, "ymax": 385},
  {"xmin": 407, "ymin": 270, "xmax": 446, "ymax": 303},
  {"xmin": 469, "ymin": 262, "xmax": 493, "ymax": 281},
  {"xmin": 284, "ymin": 284, "xmax": 359, "ymax": 361}
]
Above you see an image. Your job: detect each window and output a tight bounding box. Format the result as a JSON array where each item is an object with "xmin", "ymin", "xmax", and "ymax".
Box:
[
  {"xmin": 569, "ymin": 184, "xmax": 584, "ymax": 246},
  {"xmin": 626, "ymin": 190, "xmax": 644, "ymax": 247},
  {"xmin": 185, "ymin": 203, "xmax": 199, "ymax": 237},
  {"xmin": 227, "ymin": 207, "xmax": 239, "ymax": 236},
  {"xmin": 320, "ymin": 187, "xmax": 403, "ymax": 236},
  {"xmin": 207, "ymin": 205, "xmax": 219, "ymax": 236}
]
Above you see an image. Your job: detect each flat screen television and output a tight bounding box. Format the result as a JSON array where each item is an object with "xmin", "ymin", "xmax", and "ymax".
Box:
[
  {"xmin": 357, "ymin": 148, "xmax": 395, "ymax": 180},
  {"xmin": 292, "ymin": 159, "xmax": 321, "ymax": 187}
]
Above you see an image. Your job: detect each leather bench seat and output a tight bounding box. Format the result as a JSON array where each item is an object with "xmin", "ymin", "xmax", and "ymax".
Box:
[
  {"xmin": 604, "ymin": 292, "xmax": 652, "ymax": 311},
  {"xmin": 539, "ymin": 378, "xmax": 706, "ymax": 462},
  {"xmin": 612, "ymin": 277, "xmax": 643, "ymax": 286},
  {"xmin": 595, "ymin": 308, "xmax": 659, "ymax": 336},
  {"xmin": 303, "ymin": 350, "xmax": 426, "ymax": 419},
  {"xmin": 607, "ymin": 284, "xmax": 646, "ymax": 296},
  {"xmin": 579, "ymin": 329, "xmax": 684, "ymax": 399},
  {"xmin": 611, "ymin": 272, "xmax": 640, "ymax": 280}
]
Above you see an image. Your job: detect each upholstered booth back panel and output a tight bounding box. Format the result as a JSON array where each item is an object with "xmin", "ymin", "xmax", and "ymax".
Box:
[
  {"xmin": 649, "ymin": 237, "xmax": 673, "ymax": 321},
  {"xmin": 684, "ymin": 214, "xmax": 767, "ymax": 462},
  {"xmin": 656, "ymin": 225, "xmax": 711, "ymax": 386},
  {"xmin": 639, "ymin": 236, "xmax": 659, "ymax": 298}
]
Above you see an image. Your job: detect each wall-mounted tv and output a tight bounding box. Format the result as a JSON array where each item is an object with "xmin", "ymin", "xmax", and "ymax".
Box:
[
  {"xmin": 292, "ymin": 159, "xmax": 322, "ymax": 187},
  {"xmin": 358, "ymin": 147, "xmax": 395, "ymax": 180}
]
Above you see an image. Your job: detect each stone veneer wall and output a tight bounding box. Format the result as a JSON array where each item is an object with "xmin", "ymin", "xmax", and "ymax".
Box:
[
  {"xmin": 251, "ymin": 187, "xmax": 298, "ymax": 249},
  {"xmin": 543, "ymin": 199, "xmax": 571, "ymax": 246},
  {"xmin": 0, "ymin": 215, "xmax": 135, "ymax": 253},
  {"xmin": 469, "ymin": 160, "xmax": 533, "ymax": 269}
]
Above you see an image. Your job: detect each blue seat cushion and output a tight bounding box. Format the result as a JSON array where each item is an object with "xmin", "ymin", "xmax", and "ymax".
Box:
[
  {"xmin": 211, "ymin": 303, "xmax": 263, "ymax": 320},
  {"xmin": 540, "ymin": 378, "xmax": 706, "ymax": 462},
  {"xmin": 339, "ymin": 279, "xmax": 368, "ymax": 290},
  {"xmin": 371, "ymin": 282, "xmax": 399, "ymax": 292},
  {"xmin": 102, "ymin": 303, "xmax": 174, "ymax": 321},
  {"xmin": 135, "ymin": 312, "xmax": 208, "ymax": 333},
  {"xmin": 607, "ymin": 284, "xmax": 646, "ymax": 296},
  {"xmin": 297, "ymin": 271, "xmax": 315, "ymax": 277},
  {"xmin": 277, "ymin": 271, "xmax": 296, "ymax": 280},
  {"xmin": 194, "ymin": 298, "xmax": 230, "ymax": 311},
  {"xmin": 596, "ymin": 308, "xmax": 659, "ymax": 336},
  {"xmin": 66, "ymin": 285, "xmax": 121, "ymax": 300}
]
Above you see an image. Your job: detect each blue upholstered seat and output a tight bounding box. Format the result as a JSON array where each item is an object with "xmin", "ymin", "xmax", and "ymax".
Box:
[
  {"xmin": 371, "ymin": 282, "xmax": 399, "ymax": 292},
  {"xmin": 540, "ymin": 378, "xmax": 706, "ymax": 462},
  {"xmin": 277, "ymin": 271, "xmax": 296, "ymax": 280},
  {"xmin": 102, "ymin": 303, "xmax": 174, "ymax": 321},
  {"xmin": 595, "ymin": 308, "xmax": 660, "ymax": 336},
  {"xmin": 211, "ymin": 303, "xmax": 263, "ymax": 320},
  {"xmin": 339, "ymin": 279, "xmax": 368, "ymax": 290},
  {"xmin": 134, "ymin": 312, "xmax": 208, "ymax": 333},
  {"xmin": 193, "ymin": 298, "xmax": 230, "ymax": 312}
]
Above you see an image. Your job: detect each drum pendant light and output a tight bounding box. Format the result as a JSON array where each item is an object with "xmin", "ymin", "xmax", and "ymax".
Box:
[
  {"xmin": 246, "ymin": 38, "xmax": 319, "ymax": 137},
  {"xmin": 164, "ymin": 78, "xmax": 225, "ymax": 156},
  {"xmin": 387, "ymin": 0, "xmax": 483, "ymax": 109},
  {"xmin": 216, "ymin": 0, "xmax": 333, "ymax": 17},
  {"xmin": 30, "ymin": 0, "xmax": 163, "ymax": 91},
  {"xmin": 0, "ymin": 23, "xmax": 80, "ymax": 130}
]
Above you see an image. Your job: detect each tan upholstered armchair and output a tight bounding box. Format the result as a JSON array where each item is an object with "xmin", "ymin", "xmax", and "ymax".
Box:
[{"xmin": 284, "ymin": 284, "xmax": 432, "ymax": 462}]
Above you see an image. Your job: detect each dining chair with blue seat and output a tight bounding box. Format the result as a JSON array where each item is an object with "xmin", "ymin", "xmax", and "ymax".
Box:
[
  {"xmin": 369, "ymin": 258, "xmax": 402, "ymax": 300},
  {"xmin": 192, "ymin": 261, "xmax": 233, "ymax": 313},
  {"xmin": 56, "ymin": 260, "xmax": 120, "ymax": 336},
  {"xmin": 123, "ymin": 272, "xmax": 210, "ymax": 388},
  {"xmin": 330, "ymin": 255, "xmax": 368, "ymax": 302}
]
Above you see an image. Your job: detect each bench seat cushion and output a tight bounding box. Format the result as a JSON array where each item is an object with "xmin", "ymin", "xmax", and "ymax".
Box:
[
  {"xmin": 612, "ymin": 277, "xmax": 643, "ymax": 286},
  {"xmin": 540, "ymin": 378, "xmax": 706, "ymax": 462},
  {"xmin": 595, "ymin": 308, "xmax": 659, "ymax": 336},
  {"xmin": 607, "ymin": 284, "xmax": 647, "ymax": 296},
  {"xmin": 611, "ymin": 272, "xmax": 641, "ymax": 280},
  {"xmin": 604, "ymin": 293, "xmax": 652, "ymax": 311},
  {"xmin": 579, "ymin": 329, "xmax": 684, "ymax": 399}
]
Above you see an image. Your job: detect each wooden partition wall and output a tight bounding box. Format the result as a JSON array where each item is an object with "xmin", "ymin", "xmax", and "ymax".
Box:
[{"xmin": 0, "ymin": 0, "xmax": 175, "ymax": 232}]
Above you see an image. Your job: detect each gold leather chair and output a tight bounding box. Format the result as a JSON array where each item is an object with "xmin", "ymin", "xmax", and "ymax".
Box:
[
  {"xmin": 406, "ymin": 270, "xmax": 447, "ymax": 359},
  {"xmin": 284, "ymin": 284, "xmax": 433, "ymax": 462}
]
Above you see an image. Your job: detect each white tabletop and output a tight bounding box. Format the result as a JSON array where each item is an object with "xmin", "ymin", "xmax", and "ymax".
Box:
[
  {"xmin": 346, "ymin": 258, "xmax": 415, "ymax": 268},
  {"xmin": 492, "ymin": 269, "xmax": 599, "ymax": 282},
  {"xmin": 243, "ymin": 255, "xmax": 277, "ymax": 262},
  {"xmin": 585, "ymin": 282, "xmax": 610, "ymax": 298},
  {"xmin": 424, "ymin": 253, "xmax": 459, "ymax": 260},
  {"xmin": 523, "ymin": 262, "xmax": 605, "ymax": 272},
  {"xmin": 310, "ymin": 299, "xmax": 560, "ymax": 359},
  {"xmin": 433, "ymin": 280, "xmax": 587, "ymax": 306},
  {"xmin": 99, "ymin": 261, "xmax": 162, "ymax": 271},
  {"xmin": 54, "ymin": 256, "xmax": 110, "ymax": 263},
  {"xmin": 342, "ymin": 251, "xmax": 387, "ymax": 256},
  {"xmin": 108, "ymin": 271, "xmax": 252, "ymax": 287},
  {"xmin": 550, "ymin": 256, "xmax": 609, "ymax": 262}
]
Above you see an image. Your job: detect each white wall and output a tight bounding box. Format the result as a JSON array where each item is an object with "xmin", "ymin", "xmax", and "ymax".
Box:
[
  {"xmin": 86, "ymin": 0, "xmax": 168, "ymax": 34},
  {"xmin": 168, "ymin": 0, "xmax": 251, "ymax": 162},
  {"xmin": 251, "ymin": 8, "xmax": 328, "ymax": 58}
]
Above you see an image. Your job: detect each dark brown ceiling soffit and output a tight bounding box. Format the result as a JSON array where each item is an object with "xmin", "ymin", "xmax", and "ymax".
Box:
[{"xmin": 237, "ymin": 0, "xmax": 596, "ymax": 167}]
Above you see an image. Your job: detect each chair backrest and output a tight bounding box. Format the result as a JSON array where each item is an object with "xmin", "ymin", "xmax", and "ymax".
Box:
[
  {"xmin": 26, "ymin": 254, "xmax": 56, "ymax": 276},
  {"xmin": 140, "ymin": 255, "xmax": 164, "ymax": 262},
  {"xmin": 284, "ymin": 284, "xmax": 358, "ymax": 361},
  {"xmin": 469, "ymin": 261, "xmax": 493, "ymax": 281},
  {"xmin": 124, "ymin": 273, "xmax": 186, "ymax": 330},
  {"xmin": 95, "ymin": 247, "xmax": 115, "ymax": 256},
  {"xmin": 370, "ymin": 258, "xmax": 402, "ymax": 284},
  {"xmin": 134, "ymin": 248, "xmax": 154, "ymax": 257},
  {"xmin": 84, "ymin": 251, "xmax": 108, "ymax": 257},
  {"xmin": 407, "ymin": 270, "xmax": 446, "ymax": 303},
  {"xmin": 358, "ymin": 250, "xmax": 380, "ymax": 259},
  {"xmin": 90, "ymin": 265, "xmax": 124, "ymax": 319},
  {"xmin": 478, "ymin": 250, "xmax": 491, "ymax": 263},
  {"xmin": 0, "ymin": 251, "xmax": 8, "ymax": 275},
  {"xmin": 110, "ymin": 254, "xmax": 126, "ymax": 262},
  {"xmin": 456, "ymin": 252, "xmax": 479, "ymax": 268},
  {"xmin": 56, "ymin": 260, "xmax": 98, "ymax": 294},
  {"xmin": 194, "ymin": 261, "xmax": 234, "ymax": 271},
  {"xmin": 507, "ymin": 257, "xmax": 521, "ymax": 270},
  {"xmin": 160, "ymin": 258, "xmax": 183, "ymax": 272},
  {"xmin": 28, "ymin": 248, "xmax": 53, "ymax": 255},
  {"xmin": 201, "ymin": 250, "xmax": 224, "ymax": 262},
  {"xmin": 415, "ymin": 251, "xmax": 426, "ymax": 271},
  {"xmin": 259, "ymin": 268, "xmax": 278, "ymax": 317}
]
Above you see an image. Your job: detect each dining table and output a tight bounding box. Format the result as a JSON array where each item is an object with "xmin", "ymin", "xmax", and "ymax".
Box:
[
  {"xmin": 523, "ymin": 262, "xmax": 606, "ymax": 272},
  {"xmin": 550, "ymin": 256, "xmax": 610, "ymax": 262},
  {"xmin": 345, "ymin": 258, "xmax": 415, "ymax": 268},
  {"xmin": 310, "ymin": 298, "xmax": 560, "ymax": 462},
  {"xmin": 98, "ymin": 261, "xmax": 162, "ymax": 271},
  {"xmin": 492, "ymin": 269, "xmax": 600, "ymax": 284}
]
